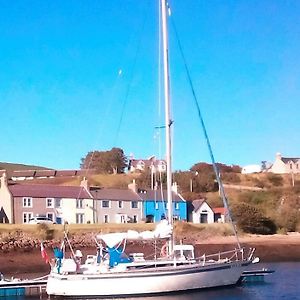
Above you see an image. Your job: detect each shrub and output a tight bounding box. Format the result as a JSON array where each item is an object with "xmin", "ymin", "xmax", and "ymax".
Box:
[
  {"xmin": 37, "ymin": 223, "xmax": 54, "ymax": 240},
  {"xmin": 267, "ymin": 174, "xmax": 283, "ymax": 187},
  {"xmin": 231, "ymin": 202, "xmax": 277, "ymax": 234},
  {"xmin": 276, "ymin": 207, "xmax": 300, "ymax": 232}
]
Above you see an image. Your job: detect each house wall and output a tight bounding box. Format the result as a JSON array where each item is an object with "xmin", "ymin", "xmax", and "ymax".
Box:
[
  {"xmin": 13, "ymin": 197, "xmax": 56, "ymax": 223},
  {"xmin": 59, "ymin": 198, "xmax": 94, "ymax": 224},
  {"xmin": 0, "ymin": 174, "xmax": 14, "ymax": 223},
  {"xmin": 143, "ymin": 201, "xmax": 187, "ymax": 222},
  {"xmin": 13, "ymin": 197, "xmax": 94, "ymax": 224},
  {"xmin": 192, "ymin": 202, "xmax": 214, "ymax": 224},
  {"xmin": 94, "ymin": 199, "xmax": 143, "ymax": 223},
  {"xmin": 270, "ymin": 158, "xmax": 289, "ymax": 174}
]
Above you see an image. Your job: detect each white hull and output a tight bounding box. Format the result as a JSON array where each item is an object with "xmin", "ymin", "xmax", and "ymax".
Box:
[{"xmin": 46, "ymin": 261, "xmax": 250, "ymax": 297}]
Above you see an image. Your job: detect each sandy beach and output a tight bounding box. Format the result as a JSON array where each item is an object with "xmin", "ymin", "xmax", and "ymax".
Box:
[{"xmin": 1, "ymin": 233, "xmax": 299, "ymax": 276}]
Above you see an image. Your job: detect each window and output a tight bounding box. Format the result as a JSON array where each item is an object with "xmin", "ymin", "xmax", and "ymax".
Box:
[
  {"xmin": 102, "ymin": 200, "xmax": 110, "ymax": 208},
  {"xmin": 104, "ymin": 215, "xmax": 109, "ymax": 223},
  {"xmin": 133, "ymin": 215, "xmax": 137, "ymax": 223},
  {"xmin": 23, "ymin": 212, "xmax": 33, "ymax": 223},
  {"xmin": 297, "ymin": 164, "xmax": 299, "ymax": 169},
  {"xmin": 55, "ymin": 198, "xmax": 62, "ymax": 208},
  {"xmin": 155, "ymin": 202, "xmax": 159, "ymax": 210},
  {"xmin": 76, "ymin": 213, "xmax": 84, "ymax": 224},
  {"xmin": 76, "ymin": 199, "xmax": 84, "ymax": 209},
  {"xmin": 47, "ymin": 213, "xmax": 54, "ymax": 221},
  {"xmin": 23, "ymin": 197, "xmax": 32, "ymax": 208},
  {"xmin": 118, "ymin": 201, "xmax": 123, "ymax": 209},
  {"xmin": 290, "ymin": 164, "xmax": 293, "ymax": 170},
  {"xmin": 46, "ymin": 198, "xmax": 54, "ymax": 208},
  {"xmin": 131, "ymin": 201, "xmax": 138, "ymax": 209},
  {"xmin": 175, "ymin": 202, "xmax": 179, "ymax": 210}
]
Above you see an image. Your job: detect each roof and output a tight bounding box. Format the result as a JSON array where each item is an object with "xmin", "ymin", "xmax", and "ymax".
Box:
[
  {"xmin": 34, "ymin": 170, "xmax": 56, "ymax": 177},
  {"xmin": 9, "ymin": 184, "xmax": 92, "ymax": 199},
  {"xmin": 91, "ymin": 188, "xmax": 142, "ymax": 201},
  {"xmin": 192, "ymin": 199, "xmax": 206, "ymax": 212},
  {"xmin": 55, "ymin": 170, "xmax": 77, "ymax": 177},
  {"xmin": 129, "ymin": 158, "xmax": 166, "ymax": 169},
  {"xmin": 281, "ymin": 157, "xmax": 300, "ymax": 164},
  {"xmin": 138, "ymin": 189, "xmax": 183, "ymax": 202},
  {"xmin": 11, "ymin": 170, "xmax": 36, "ymax": 177},
  {"xmin": 213, "ymin": 207, "xmax": 227, "ymax": 214}
]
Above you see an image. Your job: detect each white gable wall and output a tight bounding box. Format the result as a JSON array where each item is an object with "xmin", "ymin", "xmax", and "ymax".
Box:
[{"xmin": 192, "ymin": 202, "xmax": 214, "ymax": 224}]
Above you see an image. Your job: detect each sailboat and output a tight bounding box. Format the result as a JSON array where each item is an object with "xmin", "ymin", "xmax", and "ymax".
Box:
[{"xmin": 46, "ymin": 0, "xmax": 256, "ymax": 297}]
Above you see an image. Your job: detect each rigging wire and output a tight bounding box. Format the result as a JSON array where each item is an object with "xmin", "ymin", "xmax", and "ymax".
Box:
[
  {"xmin": 169, "ymin": 5, "xmax": 241, "ymax": 249},
  {"xmin": 113, "ymin": 3, "xmax": 149, "ymax": 146}
]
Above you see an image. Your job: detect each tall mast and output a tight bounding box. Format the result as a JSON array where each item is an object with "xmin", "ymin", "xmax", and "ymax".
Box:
[{"xmin": 160, "ymin": 1, "xmax": 173, "ymax": 228}]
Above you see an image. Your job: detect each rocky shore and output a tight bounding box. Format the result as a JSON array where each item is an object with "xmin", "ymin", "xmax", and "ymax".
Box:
[{"xmin": 0, "ymin": 232, "xmax": 300, "ymax": 276}]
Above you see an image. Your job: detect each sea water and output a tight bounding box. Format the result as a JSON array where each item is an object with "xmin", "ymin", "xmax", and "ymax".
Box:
[{"xmin": 5, "ymin": 262, "xmax": 300, "ymax": 300}]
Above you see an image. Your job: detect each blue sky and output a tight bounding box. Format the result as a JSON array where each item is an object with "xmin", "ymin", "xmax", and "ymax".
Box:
[{"xmin": 1, "ymin": 0, "xmax": 299, "ymax": 171}]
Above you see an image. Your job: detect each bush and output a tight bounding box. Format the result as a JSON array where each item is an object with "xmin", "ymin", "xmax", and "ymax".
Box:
[
  {"xmin": 267, "ymin": 174, "xmax": 283, "ymax": 187},
  {"xmin": 276, "ymin": 207, "xmax": 300, "ymax": 232},
  {"xmin": 222, "ymin": 173, "xmax": 241, "ymax": 184},
  {"xmin": 37, "ymin": 223, "xmax": 54, "ymax": 240},
  {"xmin": 231, "ymin": 202, "xmax": 277, "ymax": 234}
]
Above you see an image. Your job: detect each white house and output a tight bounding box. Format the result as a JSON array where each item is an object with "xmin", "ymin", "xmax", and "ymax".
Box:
[
  {"xmin": 192, "ymin": 199, "xmax": 214, "ymax": 224},
  {"xmin": 241, "ymin": 165, "xmax": 262, "ymax": 174},
  {"xmin": 269, "ymin": 153, "xmax": 300, "ymax": 174}
]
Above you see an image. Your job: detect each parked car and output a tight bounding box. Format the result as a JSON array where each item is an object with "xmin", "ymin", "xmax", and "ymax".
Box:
[{"xmin": 28, "ymin": 216, "xmax": 54, "ymax": 224}]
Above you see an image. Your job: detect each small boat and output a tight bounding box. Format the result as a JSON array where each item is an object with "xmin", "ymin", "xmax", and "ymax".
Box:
[
  {"xmin": 240, "ymin": 268, "xmax": 275, "ymax": 283},
  {"xmin": 46, "ymin": 0, "xmax": 258, "ymax": 297},
  {"xmin": 0, "ymin": 273, "xmax": 47, "ymax": 297}
]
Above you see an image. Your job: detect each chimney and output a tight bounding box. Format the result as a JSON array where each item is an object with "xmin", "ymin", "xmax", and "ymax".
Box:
[
  {"xmin": 0, "ymin": 171, "xmax": 8, "ymax": 188},
  {"xmin": 171, "ymin": 182, "xmax": 178, "ymax": 194},
  {"xmin": 276, "ymin": 152, "xmax": 282, "ymax": 160},
  {"xmin": 128, "ymin": 179, "xmax": 138, "ymax": 193},
  {"xmin": 80, "ymin": 177, "xmax": 89, "ymax": 191}
]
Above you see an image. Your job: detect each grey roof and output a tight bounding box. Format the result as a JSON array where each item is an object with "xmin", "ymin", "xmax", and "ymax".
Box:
[
  {"xmin": 9, "ymin": 184, "xmax": 92, "ymax": 199},
  {"xmin": 192, "ymin": 199, "xmax": 207, "ymax": 212},
  {"xmin": 138, "ymin": 189, "xmax": 184, "ymax": 202},
  {"xmin": 282, "ymin": 157, "xmax": 300, "ymax": 164},
  {"xmin": 91, "ymin": 188, "xmax": 142, "ymax": 201}
]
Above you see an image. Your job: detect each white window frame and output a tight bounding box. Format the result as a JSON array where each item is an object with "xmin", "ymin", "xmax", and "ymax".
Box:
[
  {"xmin": 104, "ymin": 215, "xmax": 109, "ymax": 223},
  {"xmin": 23, "ymin": 197, "xmax": 32, "ymax": 208},
  {"xmin": 76, "ymin": 213, "xmax": 84, "ymax": 224},
  {"xmin": 131, "ymin": 201, "xmax": 138, "ymax": 209},
  {"xmin": 46, "ymin": 198, "xmax": 54, "ymax": 208},
  {"xmin": 155, "ymin": 202, "xmax": 159, "ymax": 210},
  {"xmin": 76, "ymin": 199, "xmax": 84, "ymax": 209},
  {"xmin": 23, "ymin": 212, "xmax": 33, "ymax": 223},
  {"xmin": 102, "ymin": 200, "xmax": 111, "ymax": 208},
  {"xmin": 175, "ymin": 202, "xmax": 179, "ymax": 210}
]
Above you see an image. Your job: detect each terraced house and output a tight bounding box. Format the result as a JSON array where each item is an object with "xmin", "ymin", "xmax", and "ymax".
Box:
[
  {"xmin": 0, "ymin": 172, "xmax": 188, "ymax": 224},
  {"xmin": 0, "ymin": 173, "xmax": 93, "ymax": 224}
]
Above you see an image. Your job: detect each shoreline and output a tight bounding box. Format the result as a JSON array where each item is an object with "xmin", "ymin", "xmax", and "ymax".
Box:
[{"xmin": 1, "ymin": 234, "xmax": 299, "ymax": 276}]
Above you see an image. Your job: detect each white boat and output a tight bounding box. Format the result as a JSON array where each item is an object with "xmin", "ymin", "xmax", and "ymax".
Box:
[{"xmin": 46, "ymin": 0, "xmax": 257, "ymax": 297}]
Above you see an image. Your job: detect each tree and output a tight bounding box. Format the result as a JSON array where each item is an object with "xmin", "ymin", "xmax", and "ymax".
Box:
[{"xmin": 80, "ymin": 148, "xmax": 127, "ymax": 174}]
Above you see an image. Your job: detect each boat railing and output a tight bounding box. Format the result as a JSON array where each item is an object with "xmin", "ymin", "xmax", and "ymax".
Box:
[{"xmin": 196, "ymin": 247, "xmax": 254, "ymax": 265}]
